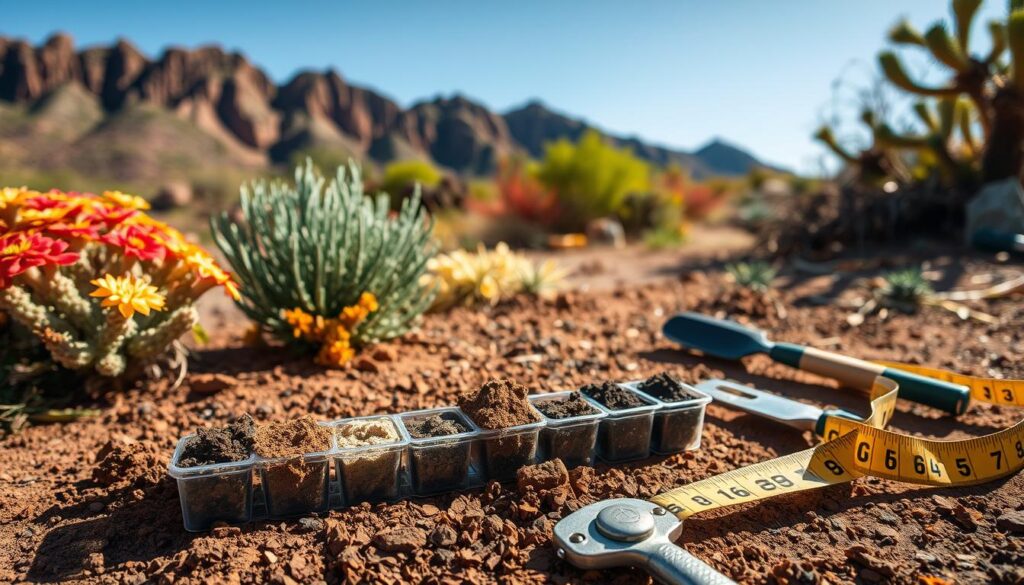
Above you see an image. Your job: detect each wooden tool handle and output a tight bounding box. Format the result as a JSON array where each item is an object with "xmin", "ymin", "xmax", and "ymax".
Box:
[{"xmin": 769, "ymin": 343, "xmax": 970, "ymax": 415}]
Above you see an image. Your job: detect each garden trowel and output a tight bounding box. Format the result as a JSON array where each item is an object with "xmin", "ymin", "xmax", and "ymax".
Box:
[{"xmin": 662, "ymin": 312, "xmax": 970, "ymax": 415}]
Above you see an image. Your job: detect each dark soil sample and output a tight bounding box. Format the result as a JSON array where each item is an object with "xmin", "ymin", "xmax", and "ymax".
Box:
[
  {"xmin": 536, "ymin": 393, "xmax": 601, "ymax": 469},
  {"xmin": 582, "ymin": 382, "xmax": 653, "ymax": 462},
  {"xmin": 580, "ymin": 381, "xmax": 647, "ymax": 410},
  {"xmin": 459, "ymin": 379, "xmax": 540, "ymax": 482},
  {"xmin": 176, "ymin": 468, "xmax": 254, "ymax": 532},
  {"xmin": 179, "ymin": 415, "xmax": 255, "ymax": 467},
  {"xmin": 174, "ymin": 416, "xmax": 256, "ymax": 531},
  {"xmin": 254, "ymin": 416, "xmax": 332, "ymax": 517},
  {"xmin": 534, "ymin": 393, "xmax": 598, "ymax": 419},
  {"xmin": 637, "ymin": 372, "xmax": 701, "ymax": 402},
  {"xmin": 637, "ymin": 372, "xmax": 708, "ymax": 454},
  {"xmin": 406, "ymin": 413, "xmax": 468, "ymax": 438},
  {"xmin": 335, "ymin": 418, "xmax": 402, "ymax": 504},
  {"xmin": 404, "ymin": 412, "xmax": 474, "ymax": 494}
]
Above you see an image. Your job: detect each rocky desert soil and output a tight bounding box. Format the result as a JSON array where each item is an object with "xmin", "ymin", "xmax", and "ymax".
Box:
[{"xmin": 1, "ymin": 248, "xmax": 1023, "ymax": 584}]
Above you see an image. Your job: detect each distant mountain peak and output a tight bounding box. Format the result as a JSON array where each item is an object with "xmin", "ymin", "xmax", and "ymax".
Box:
[{"xmin": 0, "ymin": 34, "xmax": 774, "ymax": 180}]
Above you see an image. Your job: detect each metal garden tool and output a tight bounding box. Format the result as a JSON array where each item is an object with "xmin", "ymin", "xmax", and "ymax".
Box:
[
  {"xmin": 662, "ymin": 312, "xmax": 970, "ymax": 415},
  {"xmin": 694, "ymin": 378, "xmax": 859, "ymax": 436},
  {"xmin": 553, "ymin": 498, "xmax": 736, "ymax": 585}
]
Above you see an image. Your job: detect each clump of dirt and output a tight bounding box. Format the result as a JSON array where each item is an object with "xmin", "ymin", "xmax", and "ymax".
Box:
[
  {"xmin": 335, "ymin": 418, "xmax": 402, "ymax": 504},
  {"xmin": 405, "ymin": 413, "xmax": 468, "ymax": 438},
  {"xmin": 517, "ymin": 459, "xmax": 575, "ymax": 510},
  {"xmin": 517, "ymin": 459, "xmax": 569, "ymax": 493},
  {"xmin": 580, "ymin": 381, "xmax": 646, "ymax": 410},
  {"xmin": 458, "ymin": 378, "xmax": 539, "ymax": 429},
  {"xmin": 91, "ymin": 438, "xmax": 164, "ymax": 488},
  {"xmin": 637, "ymin": 372, "xmax": 700, "ymax": 402},
  {"xmin": 336, "ymin": 418, "xmax": 400, "ymax": 447},
  {"xmin": 178, "ymin": 414, "xmax": 255, "ymax": 467},
  {"xmin": 535, "ymin": 393, "xmax": 598, "ymax": 419},
  {"xmin": 253, "ymin": 415, "xmax": 331, "ymax": 458},
  {"xmin": 459, "ymin": 379, "xmax": 541, "ymax": 481},
  {"xmin": 254, "ymin": 416, "xmax": 332, "ymax": 517}
]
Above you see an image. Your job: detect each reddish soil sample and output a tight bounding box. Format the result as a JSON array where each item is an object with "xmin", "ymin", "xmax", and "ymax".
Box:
[
  {"xmin": 334, "ymin": 418, "xmax": 402, "ymax": 504},
  {"xmin": 178, "ymin": 415, "xmax": 255, "ymax": 467},
  {"xmin": 457, "ymin": 378, "xmax": 539, "ymax": 429},
  {"xmin": 404, "ymin": 412, "xmax": 474, "ymax": 494},
  {"xmin": 534, "ymin": 393, "xmax": 599, "ymax": 419},
  {"xmin": 254, "ymin": 416, "xmax": 332, "ymax": 517},
  {"xmin": 459, "ymin": 379, "xmax": 540, "ymax": 482},
  {"xmin": 580, "ymin": 381, "xmax": 646, "ymax": 410}
]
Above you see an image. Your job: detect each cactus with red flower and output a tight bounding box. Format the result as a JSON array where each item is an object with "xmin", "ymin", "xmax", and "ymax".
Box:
[{"xmin": 0, "ymin": 187, "xmax": 239, "ymax": 380}]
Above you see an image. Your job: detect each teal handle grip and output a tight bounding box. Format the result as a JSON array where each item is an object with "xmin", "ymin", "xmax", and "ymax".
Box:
[
  {"xmin": 770, "ymin": 342, "xmax": 970, "ymax": 416},
  {"xmin": 768, "ymin": 342, "xmax": 805, "ymax": 368},
  {"xmin": 814, "ymin": 408, "xmax": 861, "ymax": 436},
  {"xmin": 880, "ymin": 367, "xmax": 970, "ymax": 416}
]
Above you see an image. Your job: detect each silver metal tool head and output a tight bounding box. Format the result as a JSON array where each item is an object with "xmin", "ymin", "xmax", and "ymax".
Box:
[
  {"xmin": 553, "ymin": 498, "xmax": 736, "ymax": 585},
  {"xmin": 695, "ymin": 379, "xmax": 821, "ymax": 432}
]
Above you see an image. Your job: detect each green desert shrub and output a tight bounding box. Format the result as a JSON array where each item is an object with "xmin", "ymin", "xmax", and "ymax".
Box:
[
  {"xmin": 210, "ymin": 160, "xmax": 437, "ymax": 365},
  {"xmin": 536, "ymin": 130, "xmax": 649, "ymax": 231},
  {"xmin": 380, "ymin": 160, "xmax": 442, "ymax": 196}
]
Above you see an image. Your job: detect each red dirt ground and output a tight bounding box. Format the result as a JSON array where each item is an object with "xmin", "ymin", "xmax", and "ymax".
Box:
[{"xmin": 1, "ymin": 249, "xmax": 1022, "ymax": 584}]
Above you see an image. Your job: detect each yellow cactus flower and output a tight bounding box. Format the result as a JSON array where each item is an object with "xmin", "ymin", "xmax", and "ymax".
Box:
[
  {"xmin": 89, "ymin": 273, "xmax": 166, "ymax": 319},
  {"xmin": 357, "ymin": 292, "xmax": 379, "ymax": 313},
  {"xmin": 316, "ymin": 339, "xmax": 355, "ymax": 367},
  {"xmin": 282, "ymin": 307, "xmax": 316, "ymax": 339},
  {"xmin": 103, "ymin": 190, "xmax": 151, "ymax": 211}
]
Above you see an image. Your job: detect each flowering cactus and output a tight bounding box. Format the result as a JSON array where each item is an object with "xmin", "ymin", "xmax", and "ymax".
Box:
[
  {"xmin": 0, "ymin": 187, "xmax": 239, "ymax": 379},
  {"xmin": 423, "ymin": 242, "xmax": 565, "ymax": 311}
]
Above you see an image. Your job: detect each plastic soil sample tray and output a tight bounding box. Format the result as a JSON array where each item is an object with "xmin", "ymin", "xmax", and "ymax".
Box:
[
  {"xmin": 400, "ymin": 408, "xmax": 480, "ymax": 495},
  {"xmin": 253, "ymin": 416, "xmax": 333, "ymax": 518},
  {"xmin": 529, "ymin": 391, "xmax": 606, "ymax": 468},
  {"xmin": 628, "ymin": 372, "xmax": 712, "ymax": 454},
  {"xmin": 458, "ymin": 379, "xmax": 545, "ymax": 482},
  {"xmin": 580, "ymin": 381, "xmax": 658, "ymax": 462},
  {"xmin": 167, "ymin": 416, "xmax": 256, "ymax": 532},
  {"xmin": 333, "ymin": 415, "xmax": 407, "ymax": 504}
]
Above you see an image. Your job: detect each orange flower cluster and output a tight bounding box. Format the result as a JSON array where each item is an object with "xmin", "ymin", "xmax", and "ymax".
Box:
[
  {"xmin": 281, "ymin": 292, "xmax": 379, "ymax": 367},
  {"xmin": 0, "ymin": 187, "xmax": 239, "ymax": 300}
]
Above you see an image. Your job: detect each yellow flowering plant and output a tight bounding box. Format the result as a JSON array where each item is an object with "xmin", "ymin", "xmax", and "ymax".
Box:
[
  {"xmin": 0, "ymin": 186, "xmax": 240, "ymax": 382},
  {"xmin": 422, "ymin": 242, "xmax": 566, "ymax": 311},
  {"xmin": 282, "ymin": 293, "xmax": 380, "ymax": 367}
]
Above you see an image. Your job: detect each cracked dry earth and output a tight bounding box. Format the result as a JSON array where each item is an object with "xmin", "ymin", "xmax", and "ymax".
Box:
[{"xmin": 2, "ymin": 253, "xmax": 1024, "ymax": 584}]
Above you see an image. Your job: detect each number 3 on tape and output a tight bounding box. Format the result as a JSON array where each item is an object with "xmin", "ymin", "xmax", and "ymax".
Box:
[{"xmin": 652, "ymin": 369, "xmax": 1024, "ymax": 519}]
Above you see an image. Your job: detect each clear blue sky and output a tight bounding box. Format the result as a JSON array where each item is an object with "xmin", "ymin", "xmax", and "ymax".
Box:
[{"xmin": 1, "ymin": 0, "xmax": 1008, "ymax": 173}]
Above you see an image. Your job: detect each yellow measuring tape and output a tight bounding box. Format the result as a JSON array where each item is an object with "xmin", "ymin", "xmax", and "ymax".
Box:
[{"xmin": 651, "ymin": 366, "xmax": 1024, "ymax": 519}]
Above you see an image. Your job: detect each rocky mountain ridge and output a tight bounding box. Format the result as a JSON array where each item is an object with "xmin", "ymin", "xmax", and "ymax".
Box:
[{"xmin": 0, "ymin": 33, "xmax": 773, "ymax": 181}]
